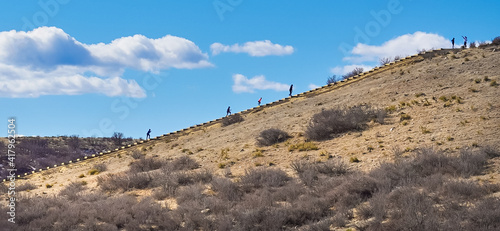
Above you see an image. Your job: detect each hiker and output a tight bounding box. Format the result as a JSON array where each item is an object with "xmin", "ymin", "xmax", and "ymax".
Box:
[
  {"xmin": 462, "ymin": 36, "xmax": 467, "ymax": 48},
  {"xmin": 226, "ymin": 106, "xmax": 231, "ymax": 116},
  {"xmin": 289, "ymin": 84, "xmax": 293, "ymax": 96},
  {"xmin": 146, "ymin": 129, "xmax": 151, "ymax": 140},
  {"xmin": 258, "ymin": 97, "xmax": 262, "ymax": 106},
  {"xmin": 451, "ymin": 38, "xmax": 455, "ymax": 49}
]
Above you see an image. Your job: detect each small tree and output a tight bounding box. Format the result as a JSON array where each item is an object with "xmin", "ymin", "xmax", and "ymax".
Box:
[
  {"xmin": 326, "ymin": 75, "xmax": 337, "ymax": 85},
  {"xmin": 379, "ymin": 57, "xmax": 392, "ymax": 66},
  {"xmin": 111, "ymin": 132, "xmax": 124, "ymax": 146},
  {"xmin": 342, "ymin": 67, "xmax": 364, "ymax": 79}
]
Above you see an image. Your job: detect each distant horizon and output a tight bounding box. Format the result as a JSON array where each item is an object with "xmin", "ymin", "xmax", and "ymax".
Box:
[{"xmin": 2, "ymin": 0, "xmax": 499, "ymax": 138}]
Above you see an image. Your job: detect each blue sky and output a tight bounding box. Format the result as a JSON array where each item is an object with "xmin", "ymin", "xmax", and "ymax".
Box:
[{"xmin": 1, "ymin": 0, "xmax": 499, "ymax": 139}]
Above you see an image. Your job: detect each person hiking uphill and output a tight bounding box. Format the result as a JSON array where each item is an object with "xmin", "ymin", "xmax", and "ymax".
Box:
[
  {"xmin": 451, "ymin": 38, "xmax": 455, "ymax": 49},
  {"xmin": 258, "ymin": 97, "xmax": 262, "ymax": 106},
  {"xmin": 289, "ymin": 84, "xmax": 293, "ymax": 96},
  {"xmin": 462, "ymin": 36, "xmax": 467, "ymax": 48},
  {"xmin": 146, "ymin": 129, "xmax": 151, "ymax": 140},
  {"xmin": 226, "ymin": 106, "xmax": 231, "ymax": 116}
]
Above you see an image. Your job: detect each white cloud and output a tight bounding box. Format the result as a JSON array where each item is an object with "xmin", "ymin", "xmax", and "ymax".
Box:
[
  {"xmin": 211, "ymin": 40, "xmax": 294, "ymax": 56},
  {"xmin": 330, "ymin": 64, "xmax": 373, "ymax": 76},
  {"xmin": 308, "ymin": 84, "xmax": 320, "ymax": 90},
  {"xmin": 344, "ymin": 32, "xmax": 450, "ymax": 63},
  {"xmin": 0, "ymin": 27, "xmax": 211, "ymax": 98},
  {"xmin": 232, "ymin": 74, "xmax": 289, "ymax": 93}
]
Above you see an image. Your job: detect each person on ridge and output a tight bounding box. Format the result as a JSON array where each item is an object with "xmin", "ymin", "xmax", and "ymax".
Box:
[
  {"xmin": 226, "ymin": 106, "xmax": 231, "ymax": 116},
  {"xmin": 462, "ymin": 36, "xmax": 467, "ymax": 48},
  {"xmin": 451, "ymin": 38, "xmax": 455, "ymax": 49},
  {"xmin": 258, "ymin": 97, "xmax": 262, "ymax": 106},
  {"xmin": 146, "ymin": 129, "xmax": 151, "ymax": 140},
  {"xmin": 289, "ymin": 84, "xmax": 293, "ymax": 96}
]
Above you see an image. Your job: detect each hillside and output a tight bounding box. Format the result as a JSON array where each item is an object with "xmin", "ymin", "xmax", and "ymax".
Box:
[{"xmin": 2, "ymin": 45, "xmax": 500, "ymax": 230}]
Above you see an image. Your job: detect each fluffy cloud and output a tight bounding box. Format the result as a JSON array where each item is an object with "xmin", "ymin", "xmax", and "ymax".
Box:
[
  {"xmin": 211, "ymin": 40, "xmax": 294, "ymax": 56},
  {"xmin": 308, "ymin": 84, "xmax": 320, "ymax": 90},
  {"xmin": 232, "ymin": 74, "xmax": 289, "ymax": 93},
  {"xmin": 344, "ymin": 32, "xmax": 451, "ymax": 63},
  {"xmin": 0, "ymin": 27, "xmax": 211, "ymax": 98}
]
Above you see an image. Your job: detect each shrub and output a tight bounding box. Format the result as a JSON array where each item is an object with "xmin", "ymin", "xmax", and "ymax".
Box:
[
  {"xmin": 342, "ymin": 67, "xmax": 364, "ymax": 79},
  {"xmin": 350, "ymin": 157, "xmax": 360, "ymax": 163},
  {"xmin": 326, "ymin": 75, "xmax": 337, "ymax": 84},
  {"xmin": 379, "ymin": 57, "xmax": 392, "ymax": 65},
  {"xmin": 400, "ymin": 113, "xmax": 411, "ymax": 121},
  {"xmin": 211, "ymin": 177, "xmax": 242, "ymax": 201},
  {"xmin": 59, "ymin": 181, "xmax": 87, "ymax": 201},
  {"xmin": 306, "ymin": 105, "xmax": 384, "ymax": 141},
  {"xmin": 93, "ymin": 163, "xmax": 107, "ymax": 172},
  {"xmin": 288, "ymin": 142, "xmax": 319, "ymax": 151},
  {"xmin": 257, "ymin": 128, "xmax": 290, "ymax": 146},
  {"xmin": 129, "ymin": 157, "xmax": 166, "ymax": 173},
  {"xmin": 171, "ymin": 156, "xmax": 199, "ymax": 171},
  {"xmin": 131, "ymin": 150, "xmax": 144, "ymax": 159},
  {"xmin": 492, "ymin": 36, "xmax": 500, "ymax": 45},
  {"xmin": 17, "ymin": 182, "xmax": 37, "ymax": 191},
  {"xmin": 221, "ymin": 113, "xmax": 244, "ymax": 126},
  {"xmin": 240, "ymin": 168, "xmax": 291, "ymax": 190}
]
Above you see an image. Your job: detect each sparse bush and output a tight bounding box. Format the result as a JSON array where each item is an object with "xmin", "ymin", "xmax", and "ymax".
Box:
[
  {"xmin": 257, "ymin": 128, "xmax": 290, "ymax": 146},
  {"xmin": 59, "ymin": 181, "xmax": 87, "ymax": 201},
  {"xmin": 222, "ymin": 113, "xmax": 244, "ymax": 126},
  {"xmin": 306, "ymin": 105, "xmax": 384, "ymax": 141},
  {"xmin": 93, "ymin": 163, "xmax": 107, "ymax": 173},
  {"xmin": 211, "ymin": 177, "xmax": 242, "ymax": 201},
  {"xmin": 342, "ymin": 67, "xmax": 364, "ymax": 79},
  {"xmin": 240, "ymin": 168, "xmax": 291, "ymax": 190},
  {"xmin": 350, "ymin": 156, "xmax": 360, "ymax": 163},
  {"xmin": 17, "ymin": 182, "xmax": 37, "ymax": 191},
  {"xmin": 129, "ymin": 157, "xmax": 166, "ymax": 173},
  {"xmin": 131, "ymin": 150, "xmax": 144, "ymax": 159},
  {"xmin": 171, "ymin": 156, "xmax": 199, "ymax": 171},
  {"xmin": 492, "ymin": 36, "xmax": 500, "ymax": 45},
  {"xmin": 326, "ymin": 75, "xmax": 337, "ymax": 84},
  {"xmin": 111, "ymin": 132, "xmax": 124, "ymax": 146},
  {"xmin": 400, "ymin": 113, "xmax": 411, "ymax": 121},
  {"xmin": 288, "ymin": 142, "xmax": 319, "ymax": 151},
  {"xmin": 380, "ymin": 57, "xmax": 392, "ymax": 65}
]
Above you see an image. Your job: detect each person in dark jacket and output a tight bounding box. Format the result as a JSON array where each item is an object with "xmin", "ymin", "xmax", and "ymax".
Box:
[
  {"xmin": 226, "ymin": 106, "xmax": 231, "ymax": 116},
  {"xmin": 289, "ymin": 84, "xmax": 293, "ymax": 96},
  {"xmin": 146, "ymin": 129, "xmax": 151, "ymax": 140}
]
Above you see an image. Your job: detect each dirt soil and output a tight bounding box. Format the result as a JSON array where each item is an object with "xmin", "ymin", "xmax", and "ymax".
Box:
[{"xmin": 9, "ymin": 46, "xmax": 500, "ymax": 199}]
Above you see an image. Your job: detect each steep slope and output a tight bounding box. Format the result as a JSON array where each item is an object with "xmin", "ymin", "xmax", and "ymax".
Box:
[{"xmin": 4, "ymin": 46, "xmax": 499, "ymax": 192}]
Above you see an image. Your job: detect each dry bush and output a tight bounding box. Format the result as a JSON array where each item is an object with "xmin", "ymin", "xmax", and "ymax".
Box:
[
  {"xmin": 454, "ymin": 148, "xmax": 487, "ymax": 177},
  {"xmin": 16, "ymin": 182, "xmax": 38, "ymax": 191},
  {"xmin": 93, "ymin": 163, "xmax": 107, "ymax": 172},
  {"xmin": 306, "ymin": 105, "xmax": 384, "ymax": 141},
  {"xmin": 379, "ymin": 57, "xmax": 392, "ymax": 65},
  {"xmin": 222, "ymin": 113, "xmax": 244, "ymax": 126},
  {"xmin": 342, "ymin": 67, "xmax": 364, "ymax": 79},
  {"xmin": 256, "ymin": 128, "xmax": 290, "ymax": 146},
  {"xmin": 240, "ymin": 168, "xmax": 291, "ymax": 191},
  {"xmin": 384, "ymin": 187, "xmax": 439, "ymax": 230},
  {"xmin": 129, "ymin": 157, "xmax": 166, "ymax": 173},
  {"xmin": 59, "ymin": 181, "xmax": 87, "ymax": 201},
  {"xmin": 492, "ymin": 36, "xmax": 500, "ymax": 45},
  {"xmin": 211, "ymin": 177, "xmax": 242, "ymax": 201},
  {"xmin": 171, "ymin": 155, "xmax": 200, "ymax": 171},
  {"xmin": 98, "ymin": 172, "xmax": 152, "ymax": 192},
  {"xmin": 316, "ymin": 159, "xmax": 350, "ymax": 176},
  {"xmin": 441, "ymin": 179, "xmax": 489, "ymax": 200},
  {"xmin": 465, "ymin": 197, "xmax": 500, "ymax": 230},
  {"xmin": 131, "ymin": 149, "xmax": 144, "ymax": 159}
]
